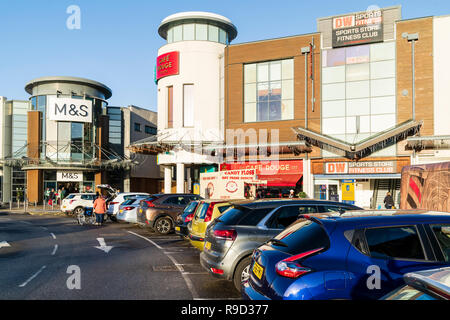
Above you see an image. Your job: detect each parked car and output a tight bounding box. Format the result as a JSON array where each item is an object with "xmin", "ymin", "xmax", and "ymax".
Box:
[
  {"xmin": 116, "ymin": 196, "xmax": 149, "ymax": 224},
  {"xmin": 107, "ymin": 192, "xmax": 150, "ymax": 218},
  {"xmin": 61, "ymin": 193, "xmax": 97, "ymax": 216},
  {"xmin": 189, "ymin": 200, "xmax": 233, "ymax": 251},
  {"xmin": 200, "ymin": 199, "xmax": 362, "ymax": 292},
  {"xmin": 175, "ymin": 200, "xmax": 202, "ymax": 238},
  {"xmin": 137, "ymin": 194, "xmax": 202, "ymax": 234},
  {"xmin": 382, "ymin": 267, "xmax": 450, "ymax": 300},
  {"xmin": 242, "ymin": 210, "xmax": 450, "ymax": 300}
]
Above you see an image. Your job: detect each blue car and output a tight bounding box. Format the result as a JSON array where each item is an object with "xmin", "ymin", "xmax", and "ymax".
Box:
[{"xmin": 242, "ymin": 210, "xmax": 450, "ymax": 300}]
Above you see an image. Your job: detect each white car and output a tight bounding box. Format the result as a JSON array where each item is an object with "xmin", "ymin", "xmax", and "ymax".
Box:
[
  {"xmin": 61, "ymin": 193, "xmax": 96, "ymax": 215},
  {"xmin": 107, "ymin": 192, "xmax": 150, "ymax": 217}
]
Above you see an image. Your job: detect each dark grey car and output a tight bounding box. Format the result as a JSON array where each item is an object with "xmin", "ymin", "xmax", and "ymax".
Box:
[{"xmin": 200, "ymin": 199, "xmax": 362, "ymax": 292}]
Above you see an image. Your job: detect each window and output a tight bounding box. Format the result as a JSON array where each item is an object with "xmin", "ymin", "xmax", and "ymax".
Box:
[
  {"xmin": 167, "ymin": 86, "xmax": 173, "ymax": 128},
  {"xmin": 183, "ymin": 84, "xmax": 194, "ymax": 127},
  {"xmin": 134, "ymin": 122, "xmax": 141, "ymax": 132},
  {"xmin": 365, "ymin": 226, "xmax": 425, "ymax": 260},
  {"xmin": 195, "ymin": 203, "xmax": 210, "ymax": 219},
  {"xmin": 163, "ymin": 196, "xmax": 186, "ymax": 206},
  {"xmin": 430, "ymin": 225, "xmax": 450, "ymax": 262},
  {"xmin": 145, "ymin": 126, "xmax": 157, "ymax": 135},
  {"xmin": 267, "ymin": 206, "xmax": 308, "ymax": 229},
  {"xmin": 244, "ymin": 59, "xmax": 294, "ymax": 122}
]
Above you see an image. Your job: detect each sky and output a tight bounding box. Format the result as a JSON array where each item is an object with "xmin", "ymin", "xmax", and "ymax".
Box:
[{"xmin": 0, "ymin": 0, "xmax": 449, "ymax": 111}]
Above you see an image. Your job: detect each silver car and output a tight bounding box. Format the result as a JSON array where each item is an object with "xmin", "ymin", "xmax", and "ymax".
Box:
[
  {"xmin": 116, "ymin": 196, "xmax": 148, "ymax": 223},
  {"xmin": 382, "ymin": 267, "xmax": 450, "ymax": 300}
]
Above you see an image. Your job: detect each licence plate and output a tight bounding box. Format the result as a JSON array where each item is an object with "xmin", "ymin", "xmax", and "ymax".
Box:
[
  {"xmin": 175, "ymin": 226, "xmax": 180, "ymax": 231},
  {"xmin": 204, "ymin": 241, "xmax": 211, "ymax": 250},
  {"xmin": 252, "ymin": 261, "xmax": 264, "ymax": 280},
  {"xmin": 139, "ymin": 209, "xmax": 142, "ymax": 213}
]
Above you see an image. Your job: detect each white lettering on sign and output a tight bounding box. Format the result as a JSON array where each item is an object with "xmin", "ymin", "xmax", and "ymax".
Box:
[
  {"xmin": 57, "ymin": 171, "xmax": 83, "ymax": 182},
  {"xmin": 47, "ymin": 97, "xmax": 92, "ymax": 123},
  {"xmin": 325, "ymin": 162, "xmax": 348, "ymax": 174}
]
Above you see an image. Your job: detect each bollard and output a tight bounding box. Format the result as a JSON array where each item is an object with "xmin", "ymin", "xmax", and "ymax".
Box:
[
  {"xmin": 9, "ymin": 202, "xmax": 12, "ymax": 211},
  {"xmin": 17, "ymin": 201, "xmax": 20, "ymax": 209}
]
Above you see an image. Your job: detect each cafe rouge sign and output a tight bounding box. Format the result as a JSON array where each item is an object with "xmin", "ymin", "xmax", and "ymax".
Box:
[
  {"xmin": 325, "ymin": 161, "xmax": 396, "ymax": 174},
  {"xmin": 156, "ymin": 51, "xmax": 179, "ymax": 81},
  {"xmin": 47, "ymin": 97, "xmax": 92, "ymax": 123}
]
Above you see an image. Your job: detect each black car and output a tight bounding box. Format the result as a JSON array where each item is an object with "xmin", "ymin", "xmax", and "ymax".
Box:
[
  {"xmin": 200, "ymin": 199, "xmax": 362, "ymax": 292},
  {"xmin": 175, "ymin": 200, "xmax": 201, "ymax": 238}
]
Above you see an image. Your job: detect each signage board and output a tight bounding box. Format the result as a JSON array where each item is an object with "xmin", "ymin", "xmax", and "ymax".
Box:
[
  {"xmin": 199, "ymin": 169, "xmax": 258, "ymax": 200},
  {"xmin": 325, "ymin": 161, "xmax": 396, "ymax": 174},
  {"xmin": 341, "ymin": 179, "xmax": 355, "ymax": 203},
  {"xmin": 57, "ymin": 171, "xmax": 83, "ymax": 182},
  {"xmin": 332, "ymin": 9, "xmax": 383, "ymax": 47},
  {"xmin": 47, "ymin": 97, "xmax": 92, "ymax": 123},
  {"xmin": 156, "ymin": 51, "xmax": 179, "ymax": 81}
]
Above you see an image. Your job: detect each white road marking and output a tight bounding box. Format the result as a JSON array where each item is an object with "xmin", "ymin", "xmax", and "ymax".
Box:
[
  {"xmin": 51, "ymin": 244, "xmax": 58, "ymax": 255},
  {"xmin": 19, "ymin": 266, "xmax": 47, "ymax": 287},
  {"xmin": 0, "ymin": 241, "xmax": 11, "ymax": 248},
  {"xmin": 94, "ymin": 238, "xmax": 113, "ymax": 253},
  {"xmin": 50, "ymin": 233, "xmax": 56, "ymax": 239},
  {"xmin": 127, "ymin": 231, "xmax": 199, "ymax": 299}
]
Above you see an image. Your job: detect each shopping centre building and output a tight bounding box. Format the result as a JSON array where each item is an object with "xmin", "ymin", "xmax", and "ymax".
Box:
[
  {"xmin": 0, "ymin": 77, "xmax": 160, "ymax": 204},
  {"xmin": 132, "ymin": 6, "xmax": 450, "ymax": 208}
]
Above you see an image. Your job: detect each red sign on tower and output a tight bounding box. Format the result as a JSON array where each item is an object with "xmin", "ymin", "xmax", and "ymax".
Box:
[{"xmin": 156, "ymin": 51, "xmax": 179, "ymax": 80}]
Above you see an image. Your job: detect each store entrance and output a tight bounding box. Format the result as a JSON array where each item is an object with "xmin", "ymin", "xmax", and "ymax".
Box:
[{"xmin": 58, "ymin": 182, "xmax": 81, "ymax": 195}]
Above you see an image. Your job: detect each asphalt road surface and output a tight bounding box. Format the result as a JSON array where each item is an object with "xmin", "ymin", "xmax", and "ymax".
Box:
[{"xmin": 0, "ymin": 211, "xmax": 241, "ymax": 300}]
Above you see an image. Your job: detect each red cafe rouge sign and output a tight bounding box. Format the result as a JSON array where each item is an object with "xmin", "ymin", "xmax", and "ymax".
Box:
[{"xmin": 156, "ymin": 51, "xmax": 179, "ymax": 80}]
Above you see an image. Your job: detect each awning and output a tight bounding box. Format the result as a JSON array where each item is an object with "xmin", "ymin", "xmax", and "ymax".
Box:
[
  {"xmin": 406, "ymin": 135, "xmax": 450, "ymax": 150},
  {"xmin": 203, "ymin": 141, "xmax": 312, "ymax": 157},
  {"xmin": 292, "ymin": 119, "xmax": 423, "ymax": 160},
  {"xmin": 314, "ymin": 174, "xmax": 401, "ymax": 180},
  {"xmin": 258, "ymin": 173, "xmax": 302, "ymax": 187}
]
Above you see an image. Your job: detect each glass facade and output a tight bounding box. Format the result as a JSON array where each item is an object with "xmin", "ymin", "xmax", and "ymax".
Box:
[
  {"xmin": 107, "ymin": 107, "xmax": 123, "ymax": 157},
  {"xmin": 244, "ymin": 59, "xmax": 294, "ymax": 122},
  {"xmin": 321, "ymin": 41, "xmax": 396, "ymax": 157},
  {"xmin": 166, "ymin": 23, "xmax": 228, "ymax": 44}
]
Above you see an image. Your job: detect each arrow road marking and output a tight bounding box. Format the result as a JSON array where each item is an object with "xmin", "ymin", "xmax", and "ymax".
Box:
[
  {"xmin": 0, "ymin": 241, "xmax": 10, "ymax": 248},
  {"xmin": 94, "ymin": 238, "xmax": 113, "ymax": 253}
]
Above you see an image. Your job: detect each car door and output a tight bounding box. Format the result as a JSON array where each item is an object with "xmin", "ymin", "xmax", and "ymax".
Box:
[{"xmin": 346, "ymin": 224, "xmax": 443, "ymax": 300}]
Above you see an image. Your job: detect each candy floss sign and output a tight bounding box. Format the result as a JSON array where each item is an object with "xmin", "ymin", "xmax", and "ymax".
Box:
[
  {"xmin": 200, "ymin": 169, "xmax": 257, "ymax": 200},
  {"xmin": 156, "ymin": 51, "xmax": 179, "ymax": 80}
]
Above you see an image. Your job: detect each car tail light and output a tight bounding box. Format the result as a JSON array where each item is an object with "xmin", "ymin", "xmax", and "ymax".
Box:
[
  {"xmin": 204, "ymin": 203, "xmax": 216, "ymax": 222},
  {"xmin": 275, "ymin": 248, "xmax": 323, "ymax": 279},
  {"xmin": 123, "ymin": 206, "xmax": 133, "ymax": 211},
  {"xmin": 145, "ymin": 200, "xmax": 155, "ymax": 207},
  {"xmin": 213, "ymin": 229, "xmax": 237, "ymax": 241},
  {"xmin": 211, "ymin": 268, "xmax": 224, "ymax": 275},
  {"xmin": 185, "ymin": 213, "xmax": 194, "ymax": 223},
  {"xmin": 110, "ymin": 202, "xmax": 118, "ymax": 205},
  {"xmin": 70, "ymin": 200, "xmax": 75, "ymax": 204}
]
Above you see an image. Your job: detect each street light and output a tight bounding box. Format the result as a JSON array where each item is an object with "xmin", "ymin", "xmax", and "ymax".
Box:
[{"xmin": 402, "ymin": 32, "xmax": 419, "ymax": 120}]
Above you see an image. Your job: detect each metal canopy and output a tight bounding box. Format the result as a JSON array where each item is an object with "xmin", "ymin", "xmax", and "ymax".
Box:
[
  {"xmin": 202, "ymin": 141, "xmax": 312, "ymax": 157},
  {"xmin": 292, "ymin": 119, "xmax": 423, "ymax": 160},
  {"xmin": 406, "ymin": 135, "xmax": 450, "ymax": 150}
]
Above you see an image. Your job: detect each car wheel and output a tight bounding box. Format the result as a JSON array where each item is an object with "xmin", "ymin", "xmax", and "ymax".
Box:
[
  {"xmin": 155, "ymin": 217, "xmax": 172, "ymax": 235},
  {"xmin": 233, "ymin": 256, "xmax": 252, "ymax": 293},
  {"xmin": 109, "ymin": 215, "xmax": 117, "ymax": 222},
  {"xmin": 73, "ymin": 207, "xmax": 84, "ymax": 216}
]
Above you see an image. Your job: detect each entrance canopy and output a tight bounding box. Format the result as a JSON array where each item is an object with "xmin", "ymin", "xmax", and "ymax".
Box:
[{"xmin": 292, "ymin": 119, "xmax": 422, "ymax": 160}]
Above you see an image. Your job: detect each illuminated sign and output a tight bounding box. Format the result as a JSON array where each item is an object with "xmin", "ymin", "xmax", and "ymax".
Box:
[
  {"xmin": 156, "ymin": 51, "xmax": 179, "ymax": 80},
  {"xmin": 325, "ymin": 161, "xmax": 396, "ymax": 174},
  {"xmin": 332, "ymin": 9, "xmax": 383, "ymax": 47}
]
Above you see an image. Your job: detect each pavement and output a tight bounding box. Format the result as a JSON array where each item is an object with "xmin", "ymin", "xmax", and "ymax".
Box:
[{"xmin": 0, "ymin": 211, "xmax": 241, "ymax": 300}]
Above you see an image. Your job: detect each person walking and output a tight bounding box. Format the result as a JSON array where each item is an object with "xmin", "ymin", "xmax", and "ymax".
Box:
[
  {"xmin": 93, "ymin": 194, "xmax": 107, "ymax": 226},
  {"xmin": 289, "ymin": 189, "xmax": 295, "ymax": 198},
  {"xmin": 49, "ymin": 188, "xmax": 55, "ymax": 206},
  {"xmin": 60, "ymin": 187, "xmax": 66, "ymax": 200},
  {"xmin": 44, "ymin": 188, "xmax": 50, "ymax": 203},
  {"xmin": 384, "ymin": 192, "xmax": 394, "ymax": 209}
]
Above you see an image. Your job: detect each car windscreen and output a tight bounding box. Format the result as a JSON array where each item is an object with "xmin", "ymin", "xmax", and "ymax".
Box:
[
  {"xmin": 270, "ymin": 219, "xmax": 330, "ymax": 255},
  {"xmin": 183, "ymin": 201, "xmax": 198, "ymax": 214},
  {"xmin": 195, "ymin": 203, "xmax": 210, "ymax": 219},
  {"xmin": 218, "ymin": 206, "xmax": 273, "ymax": 226}
]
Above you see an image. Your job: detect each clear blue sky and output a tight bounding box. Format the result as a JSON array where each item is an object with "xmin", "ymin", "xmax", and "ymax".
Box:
[{"xmin": 0, "ymin": 0, "xmax": 448, "ymax": 111}]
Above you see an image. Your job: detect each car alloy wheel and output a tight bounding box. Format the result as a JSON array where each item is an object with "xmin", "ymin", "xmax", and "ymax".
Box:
[
  {"xmin": 74, "ymin": 207, "xmax": 84, "ymax": 216},
  {"xmin": 233, "ymin": 256, "xmax": 252, "ymax": 292},
  {"xmin": 241, "ymin": 265, "xmax": 250, "ymax": 283},
  {"xmin": 155, "ymin": 217, "xmax": 172, "ymax": 234}
]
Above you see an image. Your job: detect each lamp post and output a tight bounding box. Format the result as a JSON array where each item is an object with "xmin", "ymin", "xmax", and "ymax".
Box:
[{"xmin": 402, "ymin": 32, "xmax": 419, "ymax": 120}]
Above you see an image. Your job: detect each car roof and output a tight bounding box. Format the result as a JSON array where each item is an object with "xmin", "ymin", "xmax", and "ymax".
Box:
[
  {"xmin": 118, "ymin": 192, "xmax": 149, "ymax": 195},
  {"xmin": 404, "ymin": 267, "xmax": 450, "ymax": 299},
  {"xmin": 233, "ymin": 198, "xmax": 361, "ymax": 209},
  {"xmin": 68, "ymin": 193, "xmax": 95, "ymax": 196}
]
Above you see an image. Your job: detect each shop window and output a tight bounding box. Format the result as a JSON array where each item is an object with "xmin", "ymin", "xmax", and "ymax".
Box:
[
  {"xmin": 208, "ymin": 25, "xmax": 219, "ymax": 42},
  {"xmin": 183, "ymin": 24, "xmax": 195, "ymax": 40},
  {"xmin": 183, "ymin": 84, "xmax": 194, "ymax": 127},
  {"xmin": 195, "ymin": 24, "xmax": 207, "ymax": 40},
  {"xmin": 244, "ymin": 59, "xmax": 294, "ymax": 122},
  {"xmin": 173, "ymin": 25, "xmax": 182, "ymax": 42}
]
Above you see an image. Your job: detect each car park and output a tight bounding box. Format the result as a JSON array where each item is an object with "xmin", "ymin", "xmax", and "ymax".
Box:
[
  {"xmin": 200, "ymin": 199, "xmax": 362, "ymax": 292},
  {"xmin": 116, "ymin": 196, "xmax": 149, "ymax": 224},
  {"xmin": 242, "ymin": 210, "xmax": 450, "ymax": 300},
  {"xmin": 61, "ymin": 193, "xmax": 97, "ymax": 216},
  {"xmin": 381, "ymin": 267, "xmax": 450, "ymax": 300},
  {"xmin": 137, "ymin": 193, "xmax": 202, "ymax": 234},
  {"xmin": 175, "ymin": 200, "xmax": 202, "ymax": 238},
  {"xmin": 189, "ymin": 200, "xmax": 233, "ymax": 251}
]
